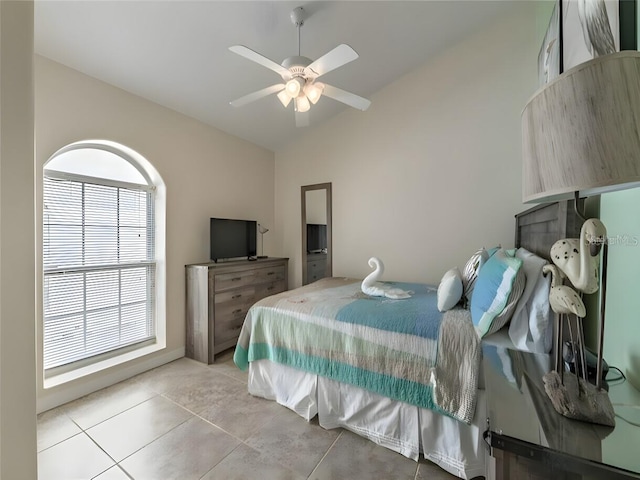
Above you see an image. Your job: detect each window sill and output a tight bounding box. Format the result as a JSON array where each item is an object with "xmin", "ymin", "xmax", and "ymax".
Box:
[{"xmin": 43, "ymin": 342, "xmax": 165, "ymax": 389}]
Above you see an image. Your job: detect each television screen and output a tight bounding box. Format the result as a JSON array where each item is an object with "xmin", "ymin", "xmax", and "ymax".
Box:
[
  {"xmin": 306, "ymin": 223, "xmax": 327, "ymax": 253},
  {"xmin": 210, "ymin": 218, "xmax": 257, "ymax": 262}
]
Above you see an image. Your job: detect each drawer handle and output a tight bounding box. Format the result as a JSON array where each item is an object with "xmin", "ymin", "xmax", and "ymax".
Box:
[
  {"xmin": 267, "ymin": 271, "xmax": 275, "ymax": 276},
  {"xmin": 267, "ymin": 286, "xmax": 274, "ymax": 291},
  {"xmin": 231, "ymin": 277, "xmax": 242, "ymax": 282},
  {"xmin": 232, "ymin": 294, "xmax": 242, "ymax": 299},
  {"xmin": 233, "ymin": 308, "xmax": 243, "ymax": 315}
]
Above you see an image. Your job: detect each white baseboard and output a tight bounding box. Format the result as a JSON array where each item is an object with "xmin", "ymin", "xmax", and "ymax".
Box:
[{"xmin": 37, "ymin": 347, "xmax": 185, "ymax": 413}]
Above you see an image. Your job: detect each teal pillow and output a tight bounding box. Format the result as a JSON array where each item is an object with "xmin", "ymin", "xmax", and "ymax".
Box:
[{"xmin": 471, "ymin": 249, "xmax": 525, "ymax": 337}]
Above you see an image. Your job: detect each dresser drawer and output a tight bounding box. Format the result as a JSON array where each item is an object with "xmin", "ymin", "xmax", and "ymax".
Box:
[
  {"xmin": 256, "ymin": 280, "xmax": 286, "ymax": 299},
  {"xmin": 214, "ymin": 315, "xmax": 245, "ymax": 344},
  {"xmin": 215, "ymin": 291, "xmax": 255, "ymax": 319},
  {"xmin": 214, "ymin": 286, "xmax": 256, "ymax": 306},
  {"xmin": 307, "ymin": 260, "xmax": 326, "ymax": 282},
  {"xmin": 214, "ymin": 269, "xmax": 257, "ymax": 292},
  {"xmin": 255, "ymin": 265, "xmax": 286, "ymax": 283}
]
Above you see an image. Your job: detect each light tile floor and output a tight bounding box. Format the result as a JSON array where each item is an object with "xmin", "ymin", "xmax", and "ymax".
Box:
[{"xmin": 37, "ymin": 351, "xmax": 461, "ymax": 480}]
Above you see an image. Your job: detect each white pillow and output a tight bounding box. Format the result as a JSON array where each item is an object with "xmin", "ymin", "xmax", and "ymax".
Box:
[
  {"xmin": 437, "ymin": 267, "xmax": 463, "ymax": 312},
  {"xmin": 508, "ymin": 248, "xmax": 552, "ymax": 353}
]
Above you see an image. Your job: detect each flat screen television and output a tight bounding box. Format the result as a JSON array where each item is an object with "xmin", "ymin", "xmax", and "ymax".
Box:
[
  {"xmin": 306, "ymin": 223, "xmax": 327, "ymax": 253},
  {"xmin": 210, "ymin": 218, "xmax": 257, "ymax": 262}
]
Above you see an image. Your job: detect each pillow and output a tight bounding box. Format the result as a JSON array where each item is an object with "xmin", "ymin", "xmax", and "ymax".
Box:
[
  {"xmin": 508, "ymin": 248, "xmax": 552, "ymax": 353},
  {"xmin": 437, "ymin": 267, "xmax": 463, "ymax": 312},
  {"xmin": 470, "ymin": 249, "xmax": 525, "ymax": 337},
  {"xmin": 461, "ymin": 248, "xmax": 490, "ymax": 302}
]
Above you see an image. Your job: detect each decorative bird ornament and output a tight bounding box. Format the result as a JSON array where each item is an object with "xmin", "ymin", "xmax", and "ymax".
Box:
[
  {"xmin": 361, "ymin": 257, "xmax": 411, "ymax": 300},
  {"xmin": 542, "ymin": 264, "xmax": 586, "ymax": 317},
  {"xmin": 549, "ymin": 218, "xmax": 607, "ymax": 294}
]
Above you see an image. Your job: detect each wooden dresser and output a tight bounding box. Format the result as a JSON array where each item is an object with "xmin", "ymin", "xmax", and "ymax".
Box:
[
  {"xmin": 185, "ymin": 257, "xmax": 288, "ymax": 363},
  {"xmin": 305, "ymin": 252, "xmax": 327, "ymax": 285}
]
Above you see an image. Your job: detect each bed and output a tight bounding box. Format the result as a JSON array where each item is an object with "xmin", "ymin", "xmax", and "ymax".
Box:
[{"xmin": 233, "ymin": 200, "xmax": 583, "ymax": 480}]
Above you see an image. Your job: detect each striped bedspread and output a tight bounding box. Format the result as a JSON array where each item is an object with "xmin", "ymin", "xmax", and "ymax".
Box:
[{"xmin": 234, "ymin": 277, "xmax": 481, "ymax": 423}]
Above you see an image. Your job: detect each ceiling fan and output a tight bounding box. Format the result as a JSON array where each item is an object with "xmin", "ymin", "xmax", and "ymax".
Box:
[{"xmin": 229, "ymin": 6, "xmax": 371, "ymax": 127}]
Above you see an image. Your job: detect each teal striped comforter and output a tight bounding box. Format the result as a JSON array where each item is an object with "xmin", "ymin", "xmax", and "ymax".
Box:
[{"xmin": 234, "ymin": 277, "xmax": 480, "ymax": 423}]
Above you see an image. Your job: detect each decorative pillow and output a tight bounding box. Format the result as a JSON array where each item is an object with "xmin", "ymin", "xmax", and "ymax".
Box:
[
  {"xmin": 461, "ymin": 248, "xmax": 490, "ymax": 302},
  {"xmin": 508, "ymin": 248, "xmax": 552, "ymax": 353},
  {"xmin": 437, "ymin": 267, "xmax": 463, "ymax": 312},
  {"xmin": 470, "ymin": 249, "xmax": 525, "ymax": 337}
]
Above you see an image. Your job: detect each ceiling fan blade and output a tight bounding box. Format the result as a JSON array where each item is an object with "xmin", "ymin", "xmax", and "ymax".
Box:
[
  {"xmin": 322, "ymin": 84, "xmax": 371, "ymax": 111},
  {"xmin": 305, "ymin": 44, "xmax": 359, "ymax": 79},
  {"xmin": 230, "ymin": 84, "xmax": 285, "ymax": 107},
  {"xmin": 295, "ymin": 111, "xmax": 310, "ymax": 128},
  {"xmin": 229, "ymin": 45, "xmax": 291, "ymax": 80}
]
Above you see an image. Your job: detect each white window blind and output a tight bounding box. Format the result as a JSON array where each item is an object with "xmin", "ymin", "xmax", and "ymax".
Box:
[{"xmin": 43, "ymin": 173, "xmax": 156, "ymax": 371}]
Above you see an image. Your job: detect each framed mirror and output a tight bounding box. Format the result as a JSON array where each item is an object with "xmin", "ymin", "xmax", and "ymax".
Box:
[{"xmin": 301, "ymin": 183, "xmax": 332, "ymax": 285}]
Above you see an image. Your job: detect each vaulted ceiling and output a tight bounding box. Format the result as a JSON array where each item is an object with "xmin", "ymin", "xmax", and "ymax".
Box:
[{"xmin": 35, "ymin": 1, "xmax": 518, "ymax": 151}]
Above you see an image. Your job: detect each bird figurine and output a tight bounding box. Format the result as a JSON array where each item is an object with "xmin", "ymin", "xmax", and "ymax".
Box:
[
  {"xmin": 542, "ymin": 264, "xmax": 586, "ymax": 317},
  {"xmin": 549, "ymin": 218, "xmax": 606, "ymax": 294},
  {"xmin": 361, "ymin": 257, "xmax": 411, "ymax": 299}
]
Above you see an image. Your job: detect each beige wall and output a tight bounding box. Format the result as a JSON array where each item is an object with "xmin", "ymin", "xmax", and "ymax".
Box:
[
  {"xmin": 35, "ymin": 56, "xmax": 275, "ymax": 410},
  {"xmin": 275, "ymin": 5, "xmax": 541, "ymax": 288},
  {"xmin": 1, "ymin": 1, "xmax": 37, "ymax": 477}
]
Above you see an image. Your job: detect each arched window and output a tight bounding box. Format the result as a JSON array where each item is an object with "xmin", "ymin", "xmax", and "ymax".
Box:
[{"xmin": 43, "ymin": 141, "xmax": 164, "ymax": 374}]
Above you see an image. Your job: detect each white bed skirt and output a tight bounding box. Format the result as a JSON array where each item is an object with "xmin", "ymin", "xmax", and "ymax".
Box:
[{"xmin": 248, "ymin": 359, "xmax": 486, "ymax": 480}]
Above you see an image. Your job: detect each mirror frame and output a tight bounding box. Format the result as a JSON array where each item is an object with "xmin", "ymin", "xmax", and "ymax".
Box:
[{"xmin": 301, "ymin": 182, "xmax": 332, "ymax": 285}]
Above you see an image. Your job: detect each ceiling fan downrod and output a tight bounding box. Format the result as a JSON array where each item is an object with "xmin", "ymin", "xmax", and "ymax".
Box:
[{"xmin": 290, "ymin": 6, "xmax": 306, "ymax": 57}]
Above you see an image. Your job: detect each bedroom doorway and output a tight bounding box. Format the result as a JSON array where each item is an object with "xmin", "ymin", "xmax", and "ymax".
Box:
[{"xmin": 301, "ymin": 183, "xmax": 332, "ymax": 285}]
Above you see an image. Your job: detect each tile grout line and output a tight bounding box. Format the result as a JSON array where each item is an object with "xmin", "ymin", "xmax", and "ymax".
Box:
[{"xmin": 306, "ymin": 429, "xmax": 344, "ymax": 479}]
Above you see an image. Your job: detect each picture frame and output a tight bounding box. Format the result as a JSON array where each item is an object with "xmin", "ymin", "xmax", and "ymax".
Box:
[
  {"xmin": 561, "ymin": 0, "xmax": 637, "ymax": 73},
  {"xmin": 538, "ymin": 2, "xmax": 561, "ymax": 86}
]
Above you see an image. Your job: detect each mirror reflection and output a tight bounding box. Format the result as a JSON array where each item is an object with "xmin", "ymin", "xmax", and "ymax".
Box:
[{"xmin": 301, "ymin": 183, "xmax": 332, "ymax": 285}]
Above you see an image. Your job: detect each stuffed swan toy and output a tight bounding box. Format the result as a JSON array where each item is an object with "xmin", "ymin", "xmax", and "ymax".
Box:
[{"xmin": 361, "ymin": 257, "xmax": 411, "ymax": 299}]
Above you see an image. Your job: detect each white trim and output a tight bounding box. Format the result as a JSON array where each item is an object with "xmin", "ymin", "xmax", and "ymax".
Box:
[
  {"xmin": 46, "ymin": 140, "xmax": 154, "ymax": 186},
  {"xmin": 44, "ymin": 169, "xmax": 155, "ymax": 192},
  {"xmin": 38, "ymin": 139, "xmax": 168, "ymax": 412},
  {"xmin": 38, "ymin": 347, "xmax": 184, "ymax": 413}
]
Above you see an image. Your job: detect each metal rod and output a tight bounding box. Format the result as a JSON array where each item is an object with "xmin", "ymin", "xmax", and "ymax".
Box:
[
  {"xmin": 559, "ymin": 314, "xmax": 565, "ymax": 384},
  {"xmin": 596, "ymin": 242, "xmax": 609, "ymax": 389},
  {"xmin": 573, "ymin": 191, "xmax": 587, "ymax": 222},
  {"xmin": 576, "ymin": 316, "xmax": 588, "ymax": 381},
  {"xmin": 555, "ymin": 312, "xmax": 563, "ymax": 373},
  {"xmin": 566, "ymin": 316, "xmax": 577, "ymax": 369}
]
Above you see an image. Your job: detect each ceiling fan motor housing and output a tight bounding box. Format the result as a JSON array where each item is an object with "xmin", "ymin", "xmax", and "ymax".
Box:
[{"xmin": 281, "ymin": 55, "xmax": 312, "ymax": 76}]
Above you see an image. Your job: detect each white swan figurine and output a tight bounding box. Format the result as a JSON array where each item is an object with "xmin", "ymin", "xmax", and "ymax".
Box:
[
  {"xmin": 549, "ymin": 218, "xmax": 606, "ymax": 294},
  {"xmin": 361, "ymin": 257, "xmax": 411, "ymax": 299}
]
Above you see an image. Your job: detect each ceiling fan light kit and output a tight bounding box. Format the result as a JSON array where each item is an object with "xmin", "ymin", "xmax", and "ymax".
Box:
[
  {"xmin": 295, "ymin": 95, "xmax": 311, "ymax": 113},
  {"xmin": 229, "ymin": 6, "xmax": 371, "ymax": 126},
  {"xmin": 285, "ymin": 77, "xmax": 305, "ymax": 98},
  {"xmin": 277, "ymin": 89, "xmax": 292, "ymax": 108}
]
